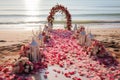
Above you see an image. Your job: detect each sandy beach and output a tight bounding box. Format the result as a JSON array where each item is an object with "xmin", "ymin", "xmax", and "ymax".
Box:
[
  {"xmin": 91, "ymin": 28, "xmax": 120, "ymax": 61},
  {"xmin": 0, "ymin": 30, "xmax": 32, "ymax": 65},
  {"xmin": 0, "ymin": 27, "xmax": 120, "ymax": 65}
]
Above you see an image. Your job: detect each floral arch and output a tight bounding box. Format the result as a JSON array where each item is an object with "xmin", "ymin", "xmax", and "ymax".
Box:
[{"xmin": 47, "ymin": 4, "xmax": 72, "ymax": 30}]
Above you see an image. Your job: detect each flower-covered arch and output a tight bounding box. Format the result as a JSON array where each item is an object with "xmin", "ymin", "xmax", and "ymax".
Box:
[{"xmin": 47, "ymin": 4, "xmax": 72, "ymax": 30}]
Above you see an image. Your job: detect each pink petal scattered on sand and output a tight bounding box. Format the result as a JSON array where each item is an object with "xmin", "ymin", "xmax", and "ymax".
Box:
[
  {"xmin": 56, "ymin": 70, "xmax": 61, "ymax": 74},
  {"xmin": 69, "ymin": 71, "xmax": 76, "ymax": 75},
  {"xmin": 72, "ymin": 77, "xmax": 81, "ymax": 80},
  {"xmin": 64, "ymin": 73, "xmax": 71, "ymax": 78},
  {"xmin": 25, "ymin": 77, "xmax": 34, "ymax": 80},
  {"xmin": 44, "ymin": 74, "xmax": 47, "ymax": 79},
  {"xmin": 59, "ymin": 63, "xmax": 64, "ymax": 68},
  {"xmin": 62, "ymin": 71, "xmax": 64, "ymax": 74},
  {"xmin": 78, "ymin": 72, "xmax": 84, "ymax": 76},
  {"xmin": 45, "ymin": 71, "xmax": 49, "ymax": 74},
  {"xmin": 0, "ymin": 77, "xmax": 3, "ymax": 80},
  {"xmin": 55, "ymin": 74, "xmax": 57, "ymax": 77},
  {"xmin": 17, "ymin": 76, "xmax": 24, "ymax": 80},
  {"xmin": 110, "ymin": 67, "xmax": 115, "ymax": 71},
  {"xmin": 53, "ymin": 69, "xmax": 61, "ymax": 74},
  {"xmin": 53, "ymin": 69, "xmax": 57, "ymax": 72},
  {"xmin": 2, "ymin": 68, "xmax": 9, "ymax": 73}
]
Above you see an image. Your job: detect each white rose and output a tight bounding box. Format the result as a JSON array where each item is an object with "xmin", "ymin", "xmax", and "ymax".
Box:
[
  {"xmin": 25, "ymin": 65, "xmax": 29, "ymax": 69},
  {"xmin": 31, "ymin": 66, "xmax": 33, "ymax": 70},
  {"xmin": 99, "ymin": 47, "xmax": 101, "ymax": 50},
  {"xmin": 24, "ymin": 68, "xmax": 29, "ymax": 73}
]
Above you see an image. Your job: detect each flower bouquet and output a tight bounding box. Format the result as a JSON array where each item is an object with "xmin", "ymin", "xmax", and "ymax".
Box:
[
  {"xmin": 12, "ymin": 57, "xmax": 34, "ymax": 74},
  {"xmin": 87, "ymin": 40, "xmax": 107, "ymax": 58}
]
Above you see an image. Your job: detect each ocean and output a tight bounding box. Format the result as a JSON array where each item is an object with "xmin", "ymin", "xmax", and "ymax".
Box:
[{"xmin": 0, "ymin": 0, "xmax": 120, "ymax": 30}]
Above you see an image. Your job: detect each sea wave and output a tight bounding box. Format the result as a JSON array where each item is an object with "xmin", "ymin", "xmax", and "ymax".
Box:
[
  {"xmin": 0, "ymin": 13, "xmax": 120, "ymax": 17},
  {"xmin": 0, "ymin": 20, "xmax": 120, "ymax": 25},
  {"xmin": 0, "ymin": 8, "xmax": 120, "ymax": 11}
]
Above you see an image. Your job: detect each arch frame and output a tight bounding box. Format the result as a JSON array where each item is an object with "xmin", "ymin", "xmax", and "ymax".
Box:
[{"xmin": 47, "ymin": 4, "xmax": 72, "ymax": 30}]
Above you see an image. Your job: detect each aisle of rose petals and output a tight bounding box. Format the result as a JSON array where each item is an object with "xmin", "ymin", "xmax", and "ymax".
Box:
[
  {"xmin": 42, "ymin": 30, "xmax": 120, "ymax": 80},
  {"xmin": 0, "ymin": 29, "xmax": 120, "ymax": 80}
]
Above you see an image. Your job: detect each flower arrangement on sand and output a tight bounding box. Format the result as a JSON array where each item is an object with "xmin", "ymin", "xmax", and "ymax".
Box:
[{"xmin": 12, "ymin": 57, "xmax": 33, "ymax": 74}]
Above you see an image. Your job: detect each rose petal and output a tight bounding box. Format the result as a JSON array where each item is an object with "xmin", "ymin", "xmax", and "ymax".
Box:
[{"xmin": 44, "ymin": 75, "xmax": 47, "ymax": 79}]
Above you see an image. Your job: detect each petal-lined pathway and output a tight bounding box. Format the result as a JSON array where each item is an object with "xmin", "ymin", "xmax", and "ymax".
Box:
[
  {"xmin": 36, "ymin": 29, "xmax": 120, "ymax": 80},
  {"xmin": 0, "ymin": 29, "xmax": 120, "ymax": 80}
]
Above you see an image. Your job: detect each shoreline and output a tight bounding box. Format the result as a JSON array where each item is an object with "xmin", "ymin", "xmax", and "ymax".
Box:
[
  {"xmin": 0, "ymin": 23, "xmax": 120, "ymax": 32},
  {"xmin": 0, "ymin": 20, "xmax": 120, "ymax": 25}
]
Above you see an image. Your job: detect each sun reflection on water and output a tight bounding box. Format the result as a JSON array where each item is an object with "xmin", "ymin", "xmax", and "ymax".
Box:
[
  {"xmin": 25, "ymin": 0, "xmax": 41, "ymax": 12},
  {"xmin": 24, "ymin": 0, "xmax": 42, "ymax": 30}
]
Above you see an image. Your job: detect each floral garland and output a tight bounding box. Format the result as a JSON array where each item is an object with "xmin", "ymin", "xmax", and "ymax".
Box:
[{"xmin": 47, "ymin": 4, "xmax": 72, "ymax": 30}]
